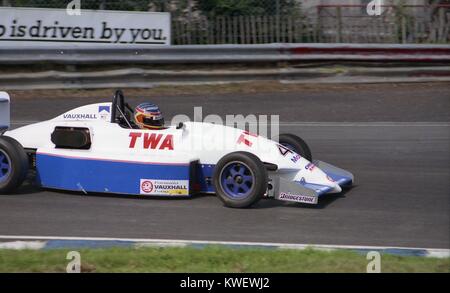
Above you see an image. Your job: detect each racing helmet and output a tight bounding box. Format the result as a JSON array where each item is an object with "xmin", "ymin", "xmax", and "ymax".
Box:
[{"xmin": 134, "ymin": 103, "xmax": 165, "ymax": 130}]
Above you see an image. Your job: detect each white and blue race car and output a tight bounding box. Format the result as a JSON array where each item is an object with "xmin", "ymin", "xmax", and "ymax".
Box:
[{"xmin": 0, "ymin": 90, "xmax": 353, "ymax": 208}]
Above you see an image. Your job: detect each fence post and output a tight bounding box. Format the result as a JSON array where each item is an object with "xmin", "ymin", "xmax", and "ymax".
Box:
[
  {"xmin": 256, "ymin": 16, "xmax": 263, "ymax": 43},
  {"xmin": 222, "ymin": 16, "xmax": 227, "ymax": 44},
  {"xmin": 245, "ymin": 16, "xmax": 251, "ymax": 44},
  {"xmin": 269, "ymin": 16, "xmax": 274, "ymax": 43},
  {"xmin": 275, "ymin": 15, "xmax": 280, "ymax": 42},
  {"xmin": 99, "ymin": 0, "xmax": 106, "ymax": 10},
  {"xmin": 413, "ymin": 17, "xmax": 419, "ymax": 43},
  {"xmin": 251, "ymin": 15, "xmax": 257, "ymax": 44},
  {"xmin": 233, "ymin": 16, "xmax": 238, "ymax": 44},
  {"xmin": 187, "ymin": 0, "xmax": 193, "ymax": 44},
  {"xmin": 287, "ymin": 15, "xmax": 293, "ymax": 43},
  {"xmin": 336, "ymin": 6, "xmax": 342, "ymax": 43},
  {"xmin": 401, "ymin": 16, "xmax": 407, "ymax": 44},
  {"xmin": 263, "ymin": 15, "xmax": 268, "ymax": 43},
  {"xmin": 172, "ymin": 20, "xmax": 178, "ymax": 45},
  {"xmin": 316, "ymin": 6, "xmax": 322, "ymax": 43},
  {"xmin": 239, "ymin": 16, "xmax": 245, "ymax": 44},
  {"xmin": 186, "ymin": 23, "xmax": 192, "ymax": 45},
  {"xmin": 275, "ymin": 0, "xmax": 280, "ymax": 42},
  {"xmin": 438, "ymin": 7, "xmax": 445, "ymax": 43},
  {"xmin": 215, "ymin": 16, "xmax": 221, "ymax": 44},
  {"xmin": 227, "ymin": 17, "xmax": 232, "ymax": 44}
]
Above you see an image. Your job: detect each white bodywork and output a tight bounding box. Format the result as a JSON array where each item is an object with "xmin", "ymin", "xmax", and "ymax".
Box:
[{"xmin": 3, "ymin": 100, "xmax": 353, "ymax": 203}]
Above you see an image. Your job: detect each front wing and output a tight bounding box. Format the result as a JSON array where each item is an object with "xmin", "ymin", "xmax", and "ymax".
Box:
[{"xmin": 272, "ymin": 160, "xmax": 354, "ymax": 204}]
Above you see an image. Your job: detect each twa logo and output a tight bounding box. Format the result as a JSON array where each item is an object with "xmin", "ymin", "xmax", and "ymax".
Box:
[{"xmin": 129, "ymin": 132, "xmax": 174, "ymax": 150}]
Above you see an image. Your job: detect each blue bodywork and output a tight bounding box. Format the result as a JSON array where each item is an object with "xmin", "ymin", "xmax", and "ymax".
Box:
[
  {"xmin": 36, "ymin": 153, "xmax": 192, "ymax": 195},
  {"xmin": 35, "ymin": 153, "xmax": 352, "ymax": 197}
]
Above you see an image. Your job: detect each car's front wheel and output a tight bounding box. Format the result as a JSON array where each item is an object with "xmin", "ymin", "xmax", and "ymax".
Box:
[{"xmin": 213, "ymin": 152, "xmax": 268, "ymax": 208}]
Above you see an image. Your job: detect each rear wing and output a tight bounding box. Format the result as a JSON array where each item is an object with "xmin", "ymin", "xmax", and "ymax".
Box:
[{"xmin": 0, "ymin": 92, "xmax": 10, "ymax": 133}]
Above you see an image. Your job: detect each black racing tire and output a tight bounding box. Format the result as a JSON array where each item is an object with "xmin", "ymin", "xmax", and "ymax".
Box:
[
  {"xmin": 0, "ymin": 136, "xmax": 29, "ymax": 194},
  {"xmin": 277, "ymin": 133, "xmax": 312, "ymax": 161},
  {"xmin": 213, "ymin": 151, "xmax": 268, "ymax": 208}
]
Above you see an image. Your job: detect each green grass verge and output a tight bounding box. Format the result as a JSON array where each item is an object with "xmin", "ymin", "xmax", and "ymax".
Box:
[{"xmin": 0, "ymin": 246, "xmax": 448, "ymax": 273}]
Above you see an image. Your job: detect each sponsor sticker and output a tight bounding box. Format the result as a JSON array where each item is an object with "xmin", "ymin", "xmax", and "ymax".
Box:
[
  {"xmin": 291, "ymin": 154, "xmax": 301, "ymax": 163},
  {"xmin": 237, "ymin": 130, "xmax": 257, "ymax": 147},
  {"xmin": 63, "ymin": 113, "xmax": 97, "ymax": 120},
  {"xmin": 98, "ymin": 105, "xmax": 111, "ymax": 120},
  {"xmin": 305, "ymin": 162, "xmax": 316, "ymax": 171},
  {"xmin": 277, "ymin": 144, "xmax": 293, "ymax": 157},
  {"xmin": 140, "ymin": 179, "xmax": 189, "ymax": 196},
  {"xmin": 141, "ymin": 180, "xmax": 154, "ymax": 193},
  {"xmin": 278, "ymin": 192, "xmax": 317, "ymax": 204},
  {"xmin": 129, "ymin": 132, "xmax": 174, "ymax": 150}
]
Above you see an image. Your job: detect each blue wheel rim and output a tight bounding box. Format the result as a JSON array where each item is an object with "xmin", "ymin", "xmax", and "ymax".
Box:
[
  {"xmin": 219, "ymin": 161, "xmax": 254, "ymax": 199},
  {"xmin": 0, "ymin": 150, "xmax": 11, "ymax": 183}
]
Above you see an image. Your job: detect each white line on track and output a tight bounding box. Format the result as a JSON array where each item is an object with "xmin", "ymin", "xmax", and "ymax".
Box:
[
  {"xmin": 273, "ymin": 122, "xmax": 450, "ymax": 127},
  {"xmin": 0, "ymin": 235, "xmax": 448, "ymax": 257},
  {"xmin": 10, "ymin": 121, "xmax": 450, "ymax": 127}
]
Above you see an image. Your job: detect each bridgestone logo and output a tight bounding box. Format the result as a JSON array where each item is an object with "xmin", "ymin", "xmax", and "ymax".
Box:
[{"xmin": 279, "ymin": 192, "xmax": 317, "ymax": 204}]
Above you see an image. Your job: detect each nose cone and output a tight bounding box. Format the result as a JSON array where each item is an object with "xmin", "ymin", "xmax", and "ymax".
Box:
[
  {"xmin": 293, "ymin": 160, "xmax": 342, "ymax": 194},
  {"xmin": 331, "ymin": 182, "xmax": 342, "ymax": 193}
]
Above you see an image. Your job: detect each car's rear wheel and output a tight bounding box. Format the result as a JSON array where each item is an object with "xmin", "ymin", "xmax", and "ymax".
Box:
[
  {"xmin": 213, "ymin": 152, "xmax": 268, "ymax": 208},
  {"xmin": 277, "ymin": 133, "xmax": 312, "ymax": 161},
  {"xmin": 0, "ymin": 136, "xmax": 29, "ymax": 194}
]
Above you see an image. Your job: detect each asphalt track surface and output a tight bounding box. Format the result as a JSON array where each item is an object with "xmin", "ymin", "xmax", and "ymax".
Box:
[{"xmin": 1, "ymin": 83, "xmax": 449, "ymax": 249}]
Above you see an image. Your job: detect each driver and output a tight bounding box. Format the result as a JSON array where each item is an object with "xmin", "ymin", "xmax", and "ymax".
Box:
[{"xmin": 134, "ymin": 103, "xmax": 165, "ymax": 130}]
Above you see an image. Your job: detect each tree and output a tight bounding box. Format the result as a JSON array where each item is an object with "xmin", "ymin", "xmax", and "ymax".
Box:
[{"xmin": 196, "ymin": 0, "xmax": 300, "ymax": 16}]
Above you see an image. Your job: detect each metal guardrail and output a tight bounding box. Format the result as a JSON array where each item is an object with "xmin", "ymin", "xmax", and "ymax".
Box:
[
  {"xmin": 0, "ymin": 44, "xmax": 450, "ymax": 64},
  {"xmin": 1, "ymin": 44, "xmax": 449, "ymax": 89},
  {"xmin": 1, "ymin": 66, "xmax": 450, "ymax": 90}
]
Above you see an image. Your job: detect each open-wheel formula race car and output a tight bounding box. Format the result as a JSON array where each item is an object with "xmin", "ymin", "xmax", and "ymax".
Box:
[{"xmin": 0, "ymin": 90, "xmax": 353, "ymax": 208}]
